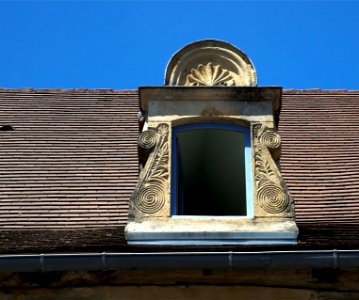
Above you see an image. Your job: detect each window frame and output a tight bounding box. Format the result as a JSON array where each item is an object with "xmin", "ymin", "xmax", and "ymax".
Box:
[{"xmin": 171, "ymin": 122, "xmax": 254, "ymax": 219}]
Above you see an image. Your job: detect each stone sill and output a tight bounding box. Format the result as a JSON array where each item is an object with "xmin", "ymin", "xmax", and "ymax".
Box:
[{"xmin": 126, "ymin": 220, "xmax": 298, "ymax": 246}]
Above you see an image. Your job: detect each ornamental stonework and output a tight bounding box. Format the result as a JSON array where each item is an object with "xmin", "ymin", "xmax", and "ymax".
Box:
[
  {"xmin": 165, "ymin": 39, "xmax": 257, "ymax": 87},
  {"xmin": 132, "ymin": 123, "xmax": 169, "ymax": 215},
  {"xmin": 253, "ymin": 123, "xmax": 294, "ymax": 216},
  {"xmin": 185, "ymin": 63, "xmax": 235, "ymax": 87},
  {"xmin": 126, "ymin": 39, "xmax": 298, "ymax": 245}
]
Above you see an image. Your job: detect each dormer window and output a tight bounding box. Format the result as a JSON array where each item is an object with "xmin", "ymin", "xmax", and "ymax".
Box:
[
  {"xmin": 126, "ymin": 40, "xmax": 298, "ymax": 245},
  {"xmin": 171, "ymin": 122, "xmax": 252, "ymax": 217}
]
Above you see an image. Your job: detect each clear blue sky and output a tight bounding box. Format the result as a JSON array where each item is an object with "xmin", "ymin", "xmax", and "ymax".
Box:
[{"xmin": 1, "ymin": 1, "xmax": 358, "ymax": 90}]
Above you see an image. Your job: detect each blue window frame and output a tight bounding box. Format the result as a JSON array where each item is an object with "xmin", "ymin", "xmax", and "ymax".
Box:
[{"xmin": 171, "ymin": 122, "xmax": 253, "ymax": 217}]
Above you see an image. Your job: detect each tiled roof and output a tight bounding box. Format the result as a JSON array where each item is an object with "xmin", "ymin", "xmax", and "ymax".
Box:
[
  {"xmin": 279, "ymin": 90, "xmax": 359, "ymax": 247},
  {"xmin": 0, "ymin": 89, "xmax": 139, "ymax": 230},
  {"xmin": 280, "ymin": 90, "xmax": 359, "ymax": 224},
  {"xmin": 0, "ymin": 88, "xmax": 359, "ymax": 252}
]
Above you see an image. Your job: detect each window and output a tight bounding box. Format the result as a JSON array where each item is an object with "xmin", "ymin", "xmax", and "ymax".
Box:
[
  {"xmin": 126, "ymin": 39, "xmax": 298, "ymax": 245},
  {"xmin": 171, "ymin": 122, "xmax": 253, "ymax": 218}
]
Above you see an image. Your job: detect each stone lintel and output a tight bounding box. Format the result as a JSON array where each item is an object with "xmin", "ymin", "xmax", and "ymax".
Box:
[{"xmin": 139, "ymin": 87, "xmax": 282, "ymax": 116}]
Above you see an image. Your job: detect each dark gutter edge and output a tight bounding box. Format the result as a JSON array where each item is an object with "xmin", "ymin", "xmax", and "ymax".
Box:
[{"xmin": 1, "ymin": 250, "xmax": 359, "ymax": 273}]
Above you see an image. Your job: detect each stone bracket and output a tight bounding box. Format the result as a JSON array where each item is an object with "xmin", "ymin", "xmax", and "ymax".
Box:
[
  {"xmin": 252, "ymin": 123, "xmax": 294, "ymax": 217},
  {"xmin": 130, "ymin": 123, "xmax": 170, "ymax": 216}
]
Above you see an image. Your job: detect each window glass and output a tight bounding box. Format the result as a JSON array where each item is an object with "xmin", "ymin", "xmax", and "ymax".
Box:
[{"xmin": 172, "ymin": 123, "xmax": 251, "ymax": 216}]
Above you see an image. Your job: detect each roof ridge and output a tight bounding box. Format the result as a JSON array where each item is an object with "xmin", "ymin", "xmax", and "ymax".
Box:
[
  {"xmin": 283, "ymin": 89, "xmax": 359, "ymax": 94},
  {"xmin": 1, "ymin": 88, "xmax": 359, "ymax": 94},
  {"xmin": 0, "ymin": 88, "xmax": 138, "ymax": 94}
]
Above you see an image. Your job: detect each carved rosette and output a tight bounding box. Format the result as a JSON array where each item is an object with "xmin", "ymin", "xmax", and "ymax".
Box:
[
  {"xmin": 133, "ymin": 123, "xmax": 169, "ymax": 214},
  {"xmin": 253, "ymin": 124, "xmax": 291, "ymax": 214},
  {"xmin": 185, "ymin": 63, "xmax": 235, "ymax": 86}
]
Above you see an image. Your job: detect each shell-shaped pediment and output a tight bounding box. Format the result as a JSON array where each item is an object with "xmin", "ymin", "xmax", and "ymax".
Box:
[
  {"xmin": 165, "ymin": 39, "xmax": 257, "ymax": 87},
  {"xmin": 185, "ymin": 63, "xmax": 235, "ymax": 87}
]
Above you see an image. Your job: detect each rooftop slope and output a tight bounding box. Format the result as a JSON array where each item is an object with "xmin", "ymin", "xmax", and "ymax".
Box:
[
  {"xmin": 280, "ymin": 90, "xmax": 359, "ymax": 247},
  {"xmin": 0, "ymin": 89, "xmax": 359, "ymax": 252},
  {"xmin": 0, "ymin": 89, "xmax": 139, "ymax": 230},
  {"xmin": 280, "ymin": 90, "xmax": 359, "ymax": 224}
]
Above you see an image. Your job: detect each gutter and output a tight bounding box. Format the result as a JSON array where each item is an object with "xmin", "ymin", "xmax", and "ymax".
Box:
[{"xmin": 1, "ymin": 250, "xmax": 359, "ymax": 272}]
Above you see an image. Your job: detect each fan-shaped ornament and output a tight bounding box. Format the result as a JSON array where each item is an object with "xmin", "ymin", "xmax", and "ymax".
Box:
[
  {"xmin": 165, "ymin": 39, "xmax": 257, "ymax": 86},
  {"xmin": 185, "ymin": 63, "xmax": 235, "ymax": 86}
]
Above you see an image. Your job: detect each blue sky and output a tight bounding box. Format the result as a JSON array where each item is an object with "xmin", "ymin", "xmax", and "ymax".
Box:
[{"xmin": 1, "ymin": 1, "xmax": 358, "ymax": 90}]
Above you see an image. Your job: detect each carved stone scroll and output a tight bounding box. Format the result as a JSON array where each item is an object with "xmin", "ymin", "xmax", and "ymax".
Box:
[
  {"xmin": 133, "ymin": 123, "xmax": 169, "ymax": 214},
  {"xmin": 185, "ymin": 63, "xmax": 235, "ymax": 87},
  {"xmin": 253, "ymin": 123, "xmax": 291, "ymax": 214}
]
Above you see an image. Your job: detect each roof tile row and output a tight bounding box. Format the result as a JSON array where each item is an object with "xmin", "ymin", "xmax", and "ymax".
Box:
[{"xmin": 0, "ymin": 90, "xmax": 138, "ymax": 229}]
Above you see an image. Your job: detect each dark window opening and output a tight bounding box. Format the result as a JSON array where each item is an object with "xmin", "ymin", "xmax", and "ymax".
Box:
[{"xmin": 172, "ymin": 123, "xmax": 249, "ymax": 216}]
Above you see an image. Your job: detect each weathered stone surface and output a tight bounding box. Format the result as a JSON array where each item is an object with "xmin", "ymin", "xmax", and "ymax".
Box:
[
  {"xmin": 165, "ymin": 40, "xmax": 257, "ymax": 87},
  {"xmin": 131, "ymin": 123, "xmax": 170, "ymax": 217},
  {"xmin": 127, "ymin": 87, "xmax": 297, "ymax": 245},
  {"xmin": 1, "ymin": 284, "xmax": 359, "ymax": 300},
  {"xmin": 2, "ymin": 268, "xmax": 359, "ymax": 290},
  {"xmin": 2, "ymin": 268, "xmax": 359, "ymax": 300},
  {"xmin": 127, "ymin": 40, "xmax": 297, "ymax": 245}
]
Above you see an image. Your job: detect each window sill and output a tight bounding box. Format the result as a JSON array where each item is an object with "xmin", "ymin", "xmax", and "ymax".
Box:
[{"xmin": 125, "ymin": 219, "xmax": 298, "ymax": 246}]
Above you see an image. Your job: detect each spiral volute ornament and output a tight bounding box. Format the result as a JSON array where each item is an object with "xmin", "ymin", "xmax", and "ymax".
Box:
[
  {"xmin": 138, "ymin": 129, "xmax": 158, "ymax": 150},
  {"xmin": 134, "ymin": 180, "xmax": 166, "ymax": 214},
  {"xmin": 257, "ymin": 181, "xmax": 290, "ymax": 214},
  {"xmin": 260, "ymin": 130, "xmax": 281, "ymax": 149}
]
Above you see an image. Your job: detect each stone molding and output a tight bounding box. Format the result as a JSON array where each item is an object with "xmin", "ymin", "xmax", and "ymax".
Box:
[
  {"xmin": 127, "ymin": 40, "xmax": 297, "ymax": 245},
  {"xmin": 252, "ymin": 123, "xmax": 294, "ymax": 217},
  {"xmin": 131, "ymin": 123, "xmax": 170, "ymax": 216},
  {"xmin": 126, "ymin": 86, "xmax": 298, "ymax": 245},
  {"xmin": 185, "ymin": 63, "xmax": 236, "ymax": 87},
  {"xmin": 165, "ymin": 40, "xmax": 257, "ymax": 87}
]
